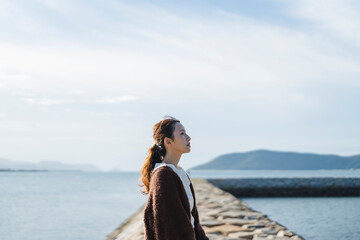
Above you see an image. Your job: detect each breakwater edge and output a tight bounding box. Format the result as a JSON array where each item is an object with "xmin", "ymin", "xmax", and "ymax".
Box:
[
  {"xmin": 206, "ymin": 177, "xmax": 360, "ymax": 197},
  {"xmin": 107, "ymin": 178, "xmax": 305, "ymax": 240}
]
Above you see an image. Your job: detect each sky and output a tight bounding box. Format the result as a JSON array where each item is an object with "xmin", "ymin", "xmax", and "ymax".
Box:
[{"xmin": 0, "ymin": 0, "xmax": 359, "ymax": 171}]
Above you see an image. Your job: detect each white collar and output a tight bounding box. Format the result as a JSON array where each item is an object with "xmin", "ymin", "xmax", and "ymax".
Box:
[
  {"xmin": 154, "ymin": 162, "xmax": 190, "ymax": 184},
  {"xmin": 154, "ymin": 162, "xmax": 183, "ymax": 172}
]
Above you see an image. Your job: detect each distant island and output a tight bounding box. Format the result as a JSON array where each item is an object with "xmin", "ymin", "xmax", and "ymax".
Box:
[
  {"xmin": 0, "ymin": 158, "xmax": 100, "ymax": 172},
  {"xmin": 0, "ymin": 168, "xmax": 49, "ymax": 172},
  {"xmin": 190, "ymin": 149, "xmax": 360, "ymax": 170}
]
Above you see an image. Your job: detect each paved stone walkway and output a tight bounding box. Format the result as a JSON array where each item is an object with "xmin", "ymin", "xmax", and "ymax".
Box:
[{"xmin": 106, "ymin": 179, "xmax": 304, "ymax": 240}]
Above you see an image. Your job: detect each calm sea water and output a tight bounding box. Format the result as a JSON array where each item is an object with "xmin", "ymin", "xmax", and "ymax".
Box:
[
  {"xmin": 0, "ymin": 170, "xmax": 359, "ymax": 240},
  {"xmin": 241, "ymin": 197, "xmax": 360, "ymax": 240},
  {"xmin": 0, "ymin": 171, "xmax": 147, "ymax": 240},
  {"xmin": 190, "ymin": 169, "xmax": 360, "ymax": 240}
]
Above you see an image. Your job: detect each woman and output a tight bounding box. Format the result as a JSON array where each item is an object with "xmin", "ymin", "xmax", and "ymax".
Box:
[{"xmin": 139, "ymin": 116, "xmax": 209, "ymax": 240}]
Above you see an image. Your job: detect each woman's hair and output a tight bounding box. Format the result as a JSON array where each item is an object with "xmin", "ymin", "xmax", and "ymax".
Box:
[{"xmin": 138, "ymin": 116, "xmax": 180, "ymax": 195}]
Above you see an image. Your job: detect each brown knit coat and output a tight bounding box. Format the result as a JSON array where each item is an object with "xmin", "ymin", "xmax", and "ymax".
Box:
[{"xmin": 143, "ymin": 165, "xmax": 209, "ymax": 240}]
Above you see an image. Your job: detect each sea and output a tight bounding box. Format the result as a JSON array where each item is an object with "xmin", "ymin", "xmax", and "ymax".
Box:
[
  {"xmin": 189, "ymin": 169, "xmax": 360, "ymax": 240},
  {"xmin": 0, "ymin": 169, "xmax": 359, "ymax": 240}
]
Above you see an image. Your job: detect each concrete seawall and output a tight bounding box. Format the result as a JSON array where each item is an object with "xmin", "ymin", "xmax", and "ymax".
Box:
[
  {"xmin": 106, "ymin": 179, "xmax": 305, "ymax": 240},
  {"xmin": 206, "ymin": 177, "xmax": 360, "ymax": 197}
]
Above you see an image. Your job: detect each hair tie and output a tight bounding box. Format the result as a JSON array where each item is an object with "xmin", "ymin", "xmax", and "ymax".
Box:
[
  {"xmin": 157, "ymin": 144, "xmax": 163, "ymax": 150},
  {"xmin": 154, "ymin": 143, "xmax": 163, "ymax": 150}
]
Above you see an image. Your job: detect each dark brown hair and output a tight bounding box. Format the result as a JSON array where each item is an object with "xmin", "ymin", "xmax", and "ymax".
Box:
[{"xmin": 138, "ymin": 116, "xmax": 180, "ymax": 195}]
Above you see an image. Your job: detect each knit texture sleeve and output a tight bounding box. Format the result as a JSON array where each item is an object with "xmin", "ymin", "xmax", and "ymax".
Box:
[{"xmin": 144, "ymin": 166, "xmax": 196, "ymax": 240}]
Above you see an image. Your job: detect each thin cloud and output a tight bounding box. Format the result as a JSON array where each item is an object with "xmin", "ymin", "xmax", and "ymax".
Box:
[
  {"xmin": 89, "ymin": 111, "xmax": 136, "ymax": 116},
  {"xmin": 0, "ymin": 112, "xmax": 8, "ymax": 119},
  {"xmin": 71, "ymin": 90, "xmax": 85, "ymax": 94},
  {"xmin": 92, "ymin": 95, "xmax": 139, "ymax": 104},
  {"xmin": 24, "ymin": 98, "xmax": 73, "ymax": 105},
  {"xmin": 283, "ymin": 0, "xmax": 360, "ymax": 45},
  {"xmin": 20, "ymin": 94, "xmax": 139, "ymax": 105},
  {"xmin": 0, "ymin": 0, "xmax": 359, "ymax": 170},
  {"xmin": 11, "ymin": 91, "xmax": 36, "ymax": 97}
]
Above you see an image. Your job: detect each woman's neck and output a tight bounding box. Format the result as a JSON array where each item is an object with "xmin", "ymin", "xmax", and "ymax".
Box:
[{"xmin": 162, "ymin": 151, "xmax": 182, "ymax": 168}]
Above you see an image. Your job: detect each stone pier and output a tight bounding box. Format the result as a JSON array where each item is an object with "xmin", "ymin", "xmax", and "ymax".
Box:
[
  {"xmin": 207, "ymin": 177, "xmax": 360, "ymax": 197},
  {"xmin": 106, "ymin": 179, "xmax": 304, "ymax": 240}
]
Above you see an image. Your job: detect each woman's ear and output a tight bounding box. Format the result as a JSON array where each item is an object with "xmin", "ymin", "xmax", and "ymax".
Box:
[{"xmin": 164, "ymin": 137, "xmax": 172, "ymax": 147}]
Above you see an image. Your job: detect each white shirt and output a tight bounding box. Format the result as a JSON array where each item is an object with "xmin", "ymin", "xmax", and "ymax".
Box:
[{"xmin": 153, "ymin": 162, "xmax": 195, "ymax": 228}]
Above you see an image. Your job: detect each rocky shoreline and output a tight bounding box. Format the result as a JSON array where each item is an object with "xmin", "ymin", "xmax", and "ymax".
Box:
[{"xmin": 106, "ymin": 178, "xmax": 304, "ymax": 240}]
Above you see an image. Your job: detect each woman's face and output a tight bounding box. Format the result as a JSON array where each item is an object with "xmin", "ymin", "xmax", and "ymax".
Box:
[{"xmin": 167, "ymin": 122, "xmax": 191, "ymax": 153}]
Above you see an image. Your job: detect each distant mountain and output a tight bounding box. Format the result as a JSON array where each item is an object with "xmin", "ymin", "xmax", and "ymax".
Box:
[
  {"xmin": 107, "ymin": 167, "xmax": 127, "ymax": 172},
  {"xmin": 0, "ymin": 158, "xmax": 100, "ymax": 172},
  {"xmin": 190, "ymin": 149, "xmax": 360, "ymax": 170}
]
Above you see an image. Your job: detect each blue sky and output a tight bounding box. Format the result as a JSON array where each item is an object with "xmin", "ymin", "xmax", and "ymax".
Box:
[{"xmin": 0, "ymin": 0, "xmax": 359, "ymax": 171}]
